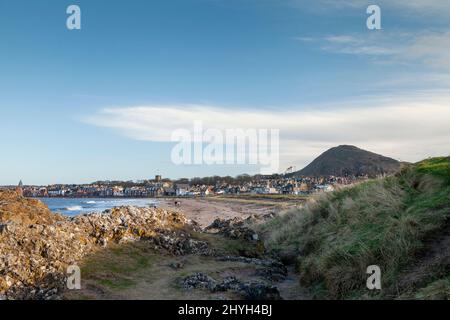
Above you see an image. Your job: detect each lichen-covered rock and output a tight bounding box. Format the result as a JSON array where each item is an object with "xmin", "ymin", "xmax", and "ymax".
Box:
[
  {"xmin": 204, "ymin": 217, "xmax": 260, "ymax": 242},
  {"xmin": 182, "ymin": 273, "xmax": 218, "ymax": 291},
  {"xmin": 0, "ymin": 190, "xmax": 208, "ymax": 300},
  {"xmin": 0, "ymin": 190, "xmax": 64, "ymax": 225},
  {"xmin": 181, "ymin": 272, "xmax": 281, "ymax": 300},
  {"xmin": 237, "ymin": 282, "xmax": 281, "ymax": 300}
]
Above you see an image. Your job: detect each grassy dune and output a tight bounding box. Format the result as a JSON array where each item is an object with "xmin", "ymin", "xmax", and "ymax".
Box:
[{"xmin": 259, "ymin": 157, "xmax": 450, "ymax": 299}]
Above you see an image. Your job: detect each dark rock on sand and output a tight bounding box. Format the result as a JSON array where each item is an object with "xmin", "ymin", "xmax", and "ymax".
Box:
[{"xmin": 181, "ymin": 272, "xmax": 281, "ymax": 300}]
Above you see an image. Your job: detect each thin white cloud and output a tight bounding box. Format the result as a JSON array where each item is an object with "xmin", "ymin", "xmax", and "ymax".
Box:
[
  {"xmin": 405, "ymin": 32, "xmax": 450, "ymax": 68},
  {"xmin": 325, "ymin": 35, "xmax": 360, "ymax": 44},
  {"xmin": 84, "ymin": 96, "xmax": 450, "ymax": 172},
  {"xmin": 300, "ymin": 31, "xmax": 450, "ymax": 69},
  {"xmin": 344, "ymin": 0, "xmax": 450, "ymax": 12},
  {"xmin": 287, "ymin": 0, "xmax": 450, "ymax": 14}
]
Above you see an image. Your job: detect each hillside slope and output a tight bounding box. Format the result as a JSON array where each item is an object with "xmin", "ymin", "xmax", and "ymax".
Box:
[
  {"xmin": 293, "ymin": 145, "xmax": 401, "ymax": 177},
  {"xmin": 261, "ymin": 157, "xmax": 450, "ymax": 299}
]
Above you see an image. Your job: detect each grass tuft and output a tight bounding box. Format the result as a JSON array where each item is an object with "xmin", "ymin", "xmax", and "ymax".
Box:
[{"xmin": 260, "ymin": 157, "xmax": 450, "ymax": 299}]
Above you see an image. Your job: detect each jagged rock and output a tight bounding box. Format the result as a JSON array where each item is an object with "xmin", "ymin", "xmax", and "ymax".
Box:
[
  {"xmin": 182, "ymin": 273, "xmax": 218, "ymax": 291},
  {"xmin": 261, "ymin": 212, "xmax": 278, "ymax": 220},
  {"xmin": 0, "ymin": 190, "xmax": 208, "ymax": 300},
  {"xmin": 169, "ymin": 261, "xmax": 185, "ymax": 270},
  {"xmin": 237, "ymin": 282, "xmax": 281, "ymax": 300},
  {"xmin": 204, "ymin": 217, "xmax": 259, "ymax": 242},
  {"xmin": 0, "ymin": 223, "xmax": 13, "ymax": 234},
  {"xmin": 181, "ymin": 272, "xmax": 281, "ymax": 300},
  {"xmin": 255, "ymin": 267, "xmax": 287, "ymax": 282}
]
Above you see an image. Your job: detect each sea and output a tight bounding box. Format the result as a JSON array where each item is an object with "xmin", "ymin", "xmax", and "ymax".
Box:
[{"xmin": 38, "ymin": 198, "xmax": 158, "ymax": 216}]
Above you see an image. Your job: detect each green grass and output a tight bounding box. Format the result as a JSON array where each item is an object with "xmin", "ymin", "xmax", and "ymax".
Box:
[
  {"xmin": 80, "ymin": 242, "xmax": 156, "ymax": 290},
  {"xmin": 97, "ymin": 278, "xmax": 135, "ymax": 290},
  {"xmin": 414, "ymin": 277, "xmax": 450, "ymax": 300},
  {"xmin": 416, "ymin": 157, "xmax": 450, "ymax": 183},
  {"xmin": 259, "ymin": 157, "xmax": 450, "ymax": 299}
]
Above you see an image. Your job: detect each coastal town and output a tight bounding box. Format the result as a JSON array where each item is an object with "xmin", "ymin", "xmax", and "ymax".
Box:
[{"xmin": 4, "ymin": 174, "xmax": 370, "ymax": 199}]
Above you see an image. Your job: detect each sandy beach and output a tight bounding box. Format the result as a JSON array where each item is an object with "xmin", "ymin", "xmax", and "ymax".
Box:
[{"xmin": 158, "ymin": 197, "xmax": 303, "ymax": 227}]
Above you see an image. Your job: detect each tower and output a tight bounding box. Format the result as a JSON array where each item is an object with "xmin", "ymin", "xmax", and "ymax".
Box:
[{"xmin": 16, "ymin": 180, "xmax": 24, "ymax": 196}]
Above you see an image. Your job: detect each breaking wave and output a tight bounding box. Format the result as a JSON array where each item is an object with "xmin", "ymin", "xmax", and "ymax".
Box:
[{"xmin": 65, "ymin": 206, "xmax": 83, "ymax": 211}]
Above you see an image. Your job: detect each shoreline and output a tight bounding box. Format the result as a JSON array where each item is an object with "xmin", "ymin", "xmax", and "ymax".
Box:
[
  {"xmin": 35, "ymin": 196, "xmax": 306, "ymax": 227},
  {"xmin": 158, "ymin": 197, "xmax": 303, "ymax": 228}
]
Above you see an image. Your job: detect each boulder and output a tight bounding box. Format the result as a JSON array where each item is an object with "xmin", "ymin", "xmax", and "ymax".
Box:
[
  {"xmin": 181, "ymin": 272, "xmax": 281, "ymax": 300},
  {"xmin": 204, "ymin": 217, "xmax": 259, "ymax": 242}
]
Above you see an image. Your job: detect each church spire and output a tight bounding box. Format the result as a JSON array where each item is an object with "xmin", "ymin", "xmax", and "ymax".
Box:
[{"xmin": 16, "ymin": 180, "xmax": 24, "ymax": 196}]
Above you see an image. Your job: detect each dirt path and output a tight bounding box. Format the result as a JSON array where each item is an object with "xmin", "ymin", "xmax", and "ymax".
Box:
[{"xmin": 277, "ymin": 266, "xmax": 310, "ymax": 300}]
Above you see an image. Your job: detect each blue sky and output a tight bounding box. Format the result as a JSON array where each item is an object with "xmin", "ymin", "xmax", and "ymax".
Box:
[{"xmin": 1, "ymin": 0, "xmax": 449, "ymax": 185}]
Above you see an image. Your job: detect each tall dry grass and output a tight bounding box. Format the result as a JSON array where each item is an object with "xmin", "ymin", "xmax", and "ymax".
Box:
[{"xmin": 259, "ymin": 163, "xmax": 450, "ymax": 299}]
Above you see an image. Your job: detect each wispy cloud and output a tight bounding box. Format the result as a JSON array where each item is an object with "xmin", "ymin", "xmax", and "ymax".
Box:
[
  {"xmin": 297, "ymin": 31, "xmax": 450, "ymax": 69},
  {"xmin": 322, "ymin": 35, "xmax": 397, "ymax": 56},
  {"xmin": 286, "ymin": 0, "xmax": 450, "ymax": 15},
  {"xmin": 84, "ymin": 95, "xmax": 450, "ymax": 171},
  {"xmin": 335, "ymin": 0, "xmax": 450, "ymax": 12}
]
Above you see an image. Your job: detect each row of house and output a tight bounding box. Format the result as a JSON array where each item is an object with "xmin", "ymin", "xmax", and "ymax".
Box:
[{"xmin": 19, "ymin": 174, "xmax": 366, "ymax": 198}]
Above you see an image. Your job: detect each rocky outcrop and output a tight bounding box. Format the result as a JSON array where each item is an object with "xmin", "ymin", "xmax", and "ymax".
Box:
[
  {"xmin": 181, "ymin": 272, "xmax": 281, "ymax": 300},
  {"xmin": 205, "ymin": 217, "xmax": 260, "ymax": 241},
  {"xmin": 0, "ymin": 191, "xmax": 208, "ymax": 300},
  {"xmin": 0, "ymin": 190, "xmax": 63, "ymax": 225}
]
